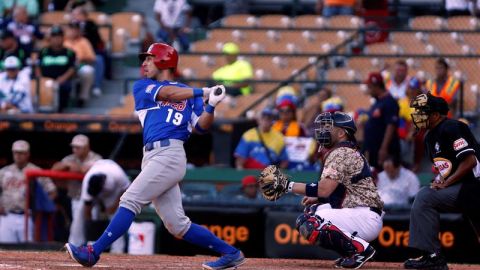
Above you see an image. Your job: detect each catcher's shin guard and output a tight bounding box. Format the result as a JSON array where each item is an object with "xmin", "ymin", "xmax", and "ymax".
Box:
[{"xmin": 295, "ymin": 214, "xmax": 369, "ymax": 257}]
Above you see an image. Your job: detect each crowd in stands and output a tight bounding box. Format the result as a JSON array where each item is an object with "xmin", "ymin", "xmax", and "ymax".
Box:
[{"xmin": 0, "ymin": 0, "xmax": 108, "ymax": 113}]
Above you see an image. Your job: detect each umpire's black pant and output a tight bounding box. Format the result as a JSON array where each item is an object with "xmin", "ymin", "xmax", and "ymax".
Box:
[{"xmin": 408, "ymin": 183, "xmax": 462, "ymax": 254}]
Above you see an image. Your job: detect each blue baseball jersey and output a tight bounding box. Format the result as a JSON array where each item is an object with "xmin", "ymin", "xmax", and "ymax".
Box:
[{"xmin": 133, "ymin": 78, "xmax": 204, "ymax": 144}]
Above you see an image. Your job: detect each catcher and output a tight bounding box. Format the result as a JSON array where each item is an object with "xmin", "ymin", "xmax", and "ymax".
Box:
[{"xmin": 258, "ymin": 111, "xmax": 384, "ymax": 269}]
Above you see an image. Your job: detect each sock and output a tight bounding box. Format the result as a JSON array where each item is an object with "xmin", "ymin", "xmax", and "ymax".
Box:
[
  {"xmin": 183, "ymin": 223, "xmax": 237, "ymax": 255},
  {"xmin": 92, "ymin": 207, "xmax": 135, "ymax": 256}
]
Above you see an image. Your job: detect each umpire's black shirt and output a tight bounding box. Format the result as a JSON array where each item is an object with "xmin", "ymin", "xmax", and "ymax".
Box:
[{"xmin": 425, "ymin": 118, "xmax": 480, "ymax": 220}]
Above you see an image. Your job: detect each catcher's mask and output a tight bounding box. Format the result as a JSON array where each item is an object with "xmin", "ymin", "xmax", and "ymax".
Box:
[
  {"xmin": 314, "ymin": 111, "xmax": 357, "ymax": 147},
  {"xmin": 410, "ymin": 93, "xmax": 449, "ymax": 130}
]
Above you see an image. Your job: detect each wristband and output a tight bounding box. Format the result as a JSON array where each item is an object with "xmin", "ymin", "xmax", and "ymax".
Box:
[
  {"xmin": 287, "ymin": 181, "xmax": 295, "ymax": 193},
  {"xmin": 193, "ymin": 88, "xmax": 204, "ymax": 97},
  {"xmin": 205, "ymin": 104, "xmax": 215, "ymax": 114},
  {"xmin": 305, "ymin": 183, "xmax": 319, "ymax": 197}
]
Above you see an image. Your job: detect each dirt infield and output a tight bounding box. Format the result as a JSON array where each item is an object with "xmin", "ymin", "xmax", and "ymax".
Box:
[{"xmin": 0, "ymin": 250, "xmax": 478, "ymax": 270}]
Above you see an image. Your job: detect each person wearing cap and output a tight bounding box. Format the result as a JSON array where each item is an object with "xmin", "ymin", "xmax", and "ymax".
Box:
[
  {"xmin": 0, "ymin": 55, "xmax": 33, "ymax": 113},
  {"xmin": 363, "ymin": 71, "xmax": 400, "ymax": 170},
  {"xmin": 234, "ymin": 108, "xmax": 289, "ymax": 169},
  {"xmin": 154, "ymin": 0, "xmax": 193, "ymax": 52},
  {"xmin": 52, "ymin": 134, "xmax": 102, "ymax": 243},
  {"xmin": 405, "ymin": 93, "xmax": 480, "ymax": 269},
  {"xmin": 2, "ymin": 6, "xmax": 43, "ymax": 55},
  {"xmin": 212, "ymin": 42, "xmax": 253, "ymax": 96},
  {"xmin": 0, "ymin": 140, "xmax": 56, "ymax": 243},
  {"xmin": 425, "ymin": 58, "xmax": 460, "ymax": 116},
  {"xmin": 238, "ymin": 175, "xmax": 260, "ymax": 200},
  {"xmin": 63, "ymin": 22, "xmax": 95, "ymax": 107},
  {"xmin": 0, "ymin": 29, "xmax": 29, "ymax": 71},
  {"xmin": 36, "ymin": 25, "xmax": 76, "ymax": 112},
  {"xmin": 69, "ymin": 159, "xmax": 130, "ymax": 253}
]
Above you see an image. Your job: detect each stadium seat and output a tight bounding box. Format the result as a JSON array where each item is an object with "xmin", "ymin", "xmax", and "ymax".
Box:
[
  {"xmin": 446, "ymin": 16, "xmax": 479, "ymax": 30},
  {"xmin": 391, "ymin": 32, "xmax": 432, "ymax": 55},
  {"xmin": 219, "ymin": 183, "xmax": 243, "ymax": 198},
  {"xmin": 410, "ymin": 15, "xmax": 445, "ymax": 30},
  {"xmin": 222, "ymin": 14, "xmax": 258, "ymax": 28},
  {"xmin": 427, "ymin": 33, "xmax": 468, "ymax": 55},
  {"xmin": 328, "ymin": 15, "xmax": 363, "ymax": 29},
  {"xmin": 110, "ymin": 12, "xmax": 142, "ymax": 43},
  {"xmin": 88, "ymin": 11, "xmax": 110, "ymax": 25},
  {"xmin": 251, "ymin": 56, "xmax": 299, "ymax": 80},
  {"xmin": 191, "ymin": 39, "xmax": 223, "ymax": 53},
  {"xmin": 111, "ymin": 27, "xmax": 128, "ymax": 57},
  {"xmin": 331, "ymin": 84, "xmax": 371, "ymax": 113},
  {"xmin": 40, "ymin": 11, "xmax": 70, "ymax": 25},
  {"xmin": 325, "ymin": 68, "xmax": 359, "ymax": 81},
  {"xmin": 365, "ymin": 42, "xmax": 402, "ymax": 55},
  {"xmin": 463, "ymin": 82, "xmax": 479, "ymax": 112},
  {"xmin": 347, "ymin": 57, "xmax": 383, "ymax": 72},
  {"xmin": 455, "ymin": 58, "xmax": 480, "ymax": 83},
  {"xmin": 257, "ymin": 15, "xmax": 292, "ymax": 28},
  {"xmin": 34, "ymin": 77, "xmax": 57, "ymax": 112},
  {"xmin": 462, "ymin": 33, "xmax": 480, "ymax": 54},
  {"xmin": 108, "ymin": 95, "xmax": 135, "ymax": 116},
  {"xmin": 179, "ymin": 55, "xmax": 221, "ymax": 79},
  {"xmin": 293, "ymin": 15, "xmax": 326, "ymax": 29}
]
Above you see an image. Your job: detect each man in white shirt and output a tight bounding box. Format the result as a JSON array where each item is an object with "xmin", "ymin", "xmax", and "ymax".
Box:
[
  {"xmin": 154, "ymin": 0, "xmax": 192, "ymax": 51},
  {"xmin": 68, "ymin": 159, "xmax": 130, "ymax": 253},
  {"xmin": 385, "ymin": 60, "xmax": 409, "ymax": 100},
  {"xmin": 377, "ymin": 156, "xmax": 420, "ymax": 207},
  {"xmin": 0, "ymin": 56, "xmax": 33, "ymax": 113}
]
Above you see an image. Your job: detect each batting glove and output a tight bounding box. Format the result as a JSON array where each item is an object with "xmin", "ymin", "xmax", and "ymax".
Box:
[{"xmin": 208, "ymin": 85, "xmax": 226, "ymax": 107}]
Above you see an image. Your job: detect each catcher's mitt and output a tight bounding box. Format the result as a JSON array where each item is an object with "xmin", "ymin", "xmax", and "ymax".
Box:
[{"xmin": 257, "ymin": 165, "xmax": 290, "ymax": 201}]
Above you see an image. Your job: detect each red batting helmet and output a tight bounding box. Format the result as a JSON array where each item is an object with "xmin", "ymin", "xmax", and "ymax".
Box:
[{"xmin": 139, "ymin": 43, "xmax": 178, "ymax": 71}]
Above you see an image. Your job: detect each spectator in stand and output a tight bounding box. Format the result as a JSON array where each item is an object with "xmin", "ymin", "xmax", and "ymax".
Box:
[
  {"xmin": 69, "ymin": 159, "xmax": 130, "ymax": 252},
  {"xmin": 52, "ymin": 134, "xmax": 102, "ymax": 245},
  {"xmin": 426, "ymin": 58, "xmax": 460, "ymax": 116},
  {"xmin": 445, "ymin": 0, "xmax": 471, "ymax": 16},
  {"xmin": 0, "ymin": 0, "xmax": 39, "ymax": 18},
  {"xmin": 0, "ymin": 56, "xmax": 33, "ymax": 113},
  {"xmin": 0, "ymin": 140, "xmax": 56, "ymax": 243},
  {"xmin": 63, "ymin": 22, "xmax": 95, "ymax": 107},
  {"xmin": 377, "ymin": 156, "xmax": 420, "ymax": 207},
  {"xmin": 1, "ymin": 6, "xmax": 43, "ymax": 55},
  {"xmin": 224, "ymin": 0, "xmax": 249, "ymax": 16},
  {"xmin": 154, "ymin": 0, "xmax": 193, "ymax": 52},
  {"xmin": 237, "ymin": 175, "xmax": 260, "ymax": 200},
  {"xmin": 384, "ymin": 60, "xmax": 409, "ymax": 100},
  {"xmin": 212, "ymin": 42, "xmax": 253, "ymax": 97},
  {"xmin": 36, "ymin": 25, "xmax": 76, "ymax": 113},
  {"xmin": 363, "ymin": 72, "xmax": 400, "ymax": 170},
  {"xmin": 0, "ymin": 29, "xmax": 29, "ymax": 71},
  {"xmin": 300, "ymin": 87, "xmax": 333, "ymax": 135},
  {"xmin": 315, "ymin": 0, "xmax": 361, "ymax": 17},
  {"xmin": 235, "ymin": 108, "xmax": 289, "ymax": 169},
  {"xmin": 397, "ymin": 77, "xmax": 424, "ymax": 170},
  {"xmin": 70, "ymin": 6, "xmax": 105, "ymax": 97}
]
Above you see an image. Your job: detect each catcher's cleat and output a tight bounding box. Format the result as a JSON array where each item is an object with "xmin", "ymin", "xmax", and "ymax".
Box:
[
  {"xmin": 65, "ymin": 243, "xmax": 99, "ymax": 267},
  {"xmin": 404, "ymin": 253, "xmax": 449, "ymax": 270},
  {"xmin": 340, "ymin": 245, "xmax": 376, "ymax": 269},
  {"xmin": 334, "ymin": 257, "xmax": 345, "ymax": 268},
  {"xmin": 202, "ymin": 250, "xmax": 246, "ymax": 270}
]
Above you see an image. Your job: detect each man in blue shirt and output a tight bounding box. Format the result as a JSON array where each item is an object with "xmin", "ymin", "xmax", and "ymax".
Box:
[
  {"xmin": 65, "ymin": 43, "xmax": 246, "ymax": 270},
  {"xmin": 362, "ymin": 72, "xmax": 400, "ymax": 170}
]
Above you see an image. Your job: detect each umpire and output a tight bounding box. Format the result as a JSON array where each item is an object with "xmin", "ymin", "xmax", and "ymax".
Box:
[{"xmin": 405, "ymin": 93, "xmax": 480, "ymax": 270}]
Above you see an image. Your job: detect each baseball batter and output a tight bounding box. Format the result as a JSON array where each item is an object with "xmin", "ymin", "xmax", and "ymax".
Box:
[
  {"xmin": 69, "ymin": 159, "xmax": 130, "ymax": 253},
  {"xmin": 258, "ymin": 112, "xmax": 384, "ymax": 269},
  {"xmin": 65, "ymin": 43, "xmax": 245, "ymax": 270},
  {"xmin": 0, "ymin": 140, "xmax": 56, "ymax": 243}
]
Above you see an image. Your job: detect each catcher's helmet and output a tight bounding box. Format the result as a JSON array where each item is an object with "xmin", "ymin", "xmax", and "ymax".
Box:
[
  {"xmin": 410, "ymin": 92, "xmax": 449, "ymax": 129},
  {"xmin": 139, "ymin": 43, "xmax": 178, "ymax": 71},
  {"xmin": 314, "ymin": 111, "xmax": 357, "ymax": 146}
]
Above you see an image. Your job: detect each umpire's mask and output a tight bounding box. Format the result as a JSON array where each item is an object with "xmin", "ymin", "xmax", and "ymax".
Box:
[
  {"xmin": 314, "ymin": 111, "xmax": 357, "ymax": 148},
  {"xmin": 410, "ymin": 93, "xmax": 448, "ymax": 130}
]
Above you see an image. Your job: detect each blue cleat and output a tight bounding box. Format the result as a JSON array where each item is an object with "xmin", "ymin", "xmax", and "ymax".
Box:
[
  {"xmin": 202, "ymin": 250, "xmax": 246, "ymax": 270},
  {"xmin": 65, "ymin": 243, "xmax": 100, "ymax": 267}
]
